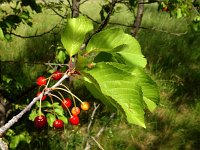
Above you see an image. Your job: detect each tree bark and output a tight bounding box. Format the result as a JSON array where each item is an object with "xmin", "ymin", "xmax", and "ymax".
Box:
[
  {"xmin": 72, "ymin": 0, "xmax": 80, "ymax": 18},
  {"xmin": 131, "ymin": 0, "xmax": 144, "ymax": 37}
]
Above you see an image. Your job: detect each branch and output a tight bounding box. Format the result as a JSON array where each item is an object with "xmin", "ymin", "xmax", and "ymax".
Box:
[
  {"xmin": 0, "ymin": 138, "xmax": 8, "ymax": 150},
  {"xmin": 85, "ymin": 113, "xmax": 115, "ymax": 150},
  {"xmin": 95, "ymin": 113, "xmax": 115, "ymax": 138},
  {"xmin": 131, "ymin": 0, "xmax": 144, "ymax": 37},
  {"xmin": 87, "ymin": 102, "xmax": 100, "ymax": 133},
  {"xmin": 67, "ymin": 0, "xmax": 73, "ymax": 13},
  {"xmin": 72, "ymin": 0, "xmax": 81, "ymax": 18},
  {"xmin": 90, "ymin": 136, "xmax": 104, "ymax": 150},
  {"xmin": 10, "ymin": 24, "xmax": 59, "ymax": 39},
  {"xmin": 79, "ymin": 0, "xmax": 89, "ymax": 5},
  {"xmin": 42, "ymin": 0, "xmax": 66, "ymax": 18},
  {"xmin": 139, "ymin": 26, "xmax": 188, "ymax": 36},
  {"xmin": 84, "ymin": 0, "xmax": 118, "ymax": 45},
  {"xmin": 84, "ymin": 102, "xmax": 100, "ymax": 150},
  {"xmin": 0, "ymin": 74, "xmax": 69, "ymax": 148}
]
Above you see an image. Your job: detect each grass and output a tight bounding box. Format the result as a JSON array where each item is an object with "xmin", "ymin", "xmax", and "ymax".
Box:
[{"xmin": 1, "ymin": 1, "xmax": 200, "ymax": 150}]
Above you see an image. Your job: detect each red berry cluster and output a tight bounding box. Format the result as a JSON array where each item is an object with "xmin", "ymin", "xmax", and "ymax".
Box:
[{"xmin": 33, "ymin": 70, "xmax": 90, "ymax": 129}]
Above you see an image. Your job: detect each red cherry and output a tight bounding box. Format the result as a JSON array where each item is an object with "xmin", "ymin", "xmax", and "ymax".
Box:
[
  {"xmin": 52, "ymin": 71, "xmax": 62, "ymax": 80},
  {"xmin": 36, "ymin": 76, "xmax": 46, "ymax": 86},
  {"xmin": 37, "ymin": 92, "xmax": 46, "ymax": 101},
  {"xmin": 53, "ymin": 119, "xmax": 64, "ymax": 129},
  {"xmin": 34, "ymin": 115, "xmax": 47, "ymax": 129},
  {"xmin": 71, "ymin": 107, "xmax": 80, "ymax": 116},
  {"xmin": 69, "ymin": 115, "xmax": 79, "ymax": 125},
  {"xmin": 62, "ymin": 98, "xmax": 72, "ymax": 109}
]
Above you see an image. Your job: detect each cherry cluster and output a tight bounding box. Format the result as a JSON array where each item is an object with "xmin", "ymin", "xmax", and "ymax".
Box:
[{"xmin": 34, "ymin": 70, "xmax": 90, "ymax": 129}]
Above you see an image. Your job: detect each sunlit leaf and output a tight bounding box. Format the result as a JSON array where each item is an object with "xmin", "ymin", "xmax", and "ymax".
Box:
[
  {"xmin": 56, "ymin": 50, "xmax": 66, "ymax": 64},
  {"xmin": 57, "ymin": 115, "xmax": 68, "ymax": 124},
  {"xmin": 61, "ymin": 16, "xmax": 93, "ymax": 56},
  {"xmin": 86, "ymin": 28, "xmax": 147, "ymax": 67},
  {"xmin": 29, "ymin": 109, "xmax": 38, "ymax": 121},
  {"xmin": 84, "ymin": 62, "xmax": 145, "ymax": 127},
  {"xmin": 54, "ymin": 108, "xmax": 64, "ymax": 116},
  {"xmin": 46, "ymin": 113, "xmax": 56, "ymax": 127}
]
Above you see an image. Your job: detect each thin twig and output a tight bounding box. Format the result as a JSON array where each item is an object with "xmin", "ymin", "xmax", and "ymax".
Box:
[
  {"xmin": 84, "ymin": 0, "xmax": 118, "ymax": 45},
  {"xmin": 79, "ymin": 0, "xmax": 89, "ymax": 5},
  {"xmin": 87, "ymin": 102, "xmax": 100, "ymax": 133},
  {"xmin": 91, "ymin": 136, "xmax": 104, "ymax": 150},
  {"xmin": 10, "ymin": 23, "xmax": 60, "ymax": 39},
  {"xmin": 95, "ymin": 113, "xmax": 115, "ymax": 138},
  {"xmin": 42, "ymin": 0, "xmax": 65, "ymax": 18},
  {"xmin": 84, "ymin": 102, "xmax": 100, "ymax": 150},
  {"xmin": 139, "ymin": 26, "xmax": 188, "ymax": 36}
]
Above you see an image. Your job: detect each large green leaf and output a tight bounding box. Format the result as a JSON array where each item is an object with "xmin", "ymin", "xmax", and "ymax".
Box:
[
  {"xmin": 83, "ymin": 77, "xmax": 117, "ymax": 111},
  {"xmin": 84, "ymin": 62, "xmax": 145, "ymax": 127},
  {"xmin": 106, "ymin": 62, "xmax": 160, "ymax": 112},
  {"xmin": 133, "ymin": 68, "xmax": 160, "ymax": 112},
  {"xmin": 61, "ymin": 16, "xmax": 93, "ymax": 56},
  {"xmin": 86, "ymin": 28, "xmax": 147, "ymax": 67}
]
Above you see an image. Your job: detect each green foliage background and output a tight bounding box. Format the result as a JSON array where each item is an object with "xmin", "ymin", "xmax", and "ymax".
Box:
[{"xmin": 1, "ymin": 1, "xmax": 200, "ymax": 150}]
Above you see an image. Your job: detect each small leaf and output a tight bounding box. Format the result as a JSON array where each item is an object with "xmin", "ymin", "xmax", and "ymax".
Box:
[
  {"xmin": 54, "ymin": 108, "xmax": 64, "ymax": 116},
  {"xmin": 61, "ymin": 16, "xmax": 93, "ymax": 56},
  {"xmin": 56, "ymin": 50, "xmax": 66, "ymax": 63},
  {"xmin": 10, "ymin": 136, "xmax": 20, "ymax": 149},
  {"xmin": 176, "ymin": 8, "xmax": 182, "ymax": 19},
  {"xmin": 41, "ymin": 101, "xmax": 53, "ymax": 108},
  {"xmin": 19, "ymin": 131, "xmax": 31, "ymax": 144},
  {"xmin": 2, "ymin": 75, "xmax": 12, "ymax": 83},
  {"xmin": 57, "ymin": 115, "xmax": 68, "ymax": 124},
  {"xmin": 53, "ymin": 102, "xmax": 63, "ymax": 109},
  {"xmin": 46, "ymin": 113, "xmax": 56, "ymax": 127},
  {"xmin": 29, "ymin": 109, "xmax": 38, "ymax": 121}
]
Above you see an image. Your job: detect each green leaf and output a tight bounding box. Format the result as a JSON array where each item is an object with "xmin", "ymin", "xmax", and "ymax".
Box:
[
  {"xmin": 10, "ymin": 132, "xmax": 31, "ymax": 149},
  {"xmin": 84, "ymin": 62, "xmax": 145, "ymax": 127},
  {"xmin": 10, "ymin": 136, "xmax": 20, "ymax": 149},
  {"xmin": 46, "ymin": 113, "xmax": 56, "ymax": 127},
  {"xmin": 53, "ymin": 102, "xmax": 63, "ymax": 109},
  {"xmin": 57, "ymin": 115, "xmax": 68, "ymax": 124},
  {"xmin": 54, "ymin": 108, "xmax": 64, "ymax": 116},
  {"xmin": 2, "ymin": 75, "xmax": 12, "ymax": 83},
  {"xmin": 56, "ymin": 50, "xmax": 67, "ymax": 63},
  {"xmin": 105, "ymin": 63, "xmax": 160, "ymax": 112},
  {"xmin": 41, "ymin": 101, "xmax": 53, "ymax": 108},
  {"xmin": 83, "ymin": 77, "xmax": 116, "ymax": 111},
  {"xmin": 86, "ymin": 28, "xmax": 147, "ymax": 67},
  {"xmin": 61, "ymin": 16, "xmax": 93, "ymax": 56},
  {"xmin": 19, "ymin": 131, "xmax": 31, "ymax": 143},
  {"xmin": 29, "ymin": 109, "xmax": 38, "ymax": 121},
  {"xmin": 176, "ymin": 8, "xmax": 182, "ymax": 19},
  {"xmin": 133, "ymin": 68, "xmax": 160, "ymax": 112},
  {"xmin": 0, "ymin": 28, "xmax": 5, "ymax": 40}
]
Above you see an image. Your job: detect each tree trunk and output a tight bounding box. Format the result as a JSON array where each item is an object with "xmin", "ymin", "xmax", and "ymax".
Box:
[
  {"xmin": 131, "ymin": 0, "xmax": 144, "ymax": 37},
  {"xmin": 72, "ymin": 0, "xmax": 80, "ymax": 18}
]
